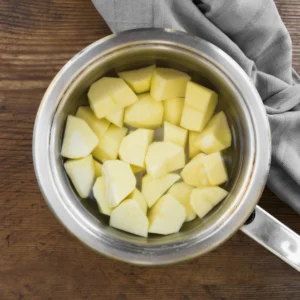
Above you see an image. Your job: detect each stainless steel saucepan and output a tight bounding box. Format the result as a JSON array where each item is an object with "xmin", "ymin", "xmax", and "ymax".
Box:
[{"xmin": 33, "ymin": 29, "xmax": 300, "ymax": 271}]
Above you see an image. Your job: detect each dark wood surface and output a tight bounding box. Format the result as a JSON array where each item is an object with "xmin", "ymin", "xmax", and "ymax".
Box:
[{"xmin": 1, "ymin": 1, "xmax": 299, "ymax": 299}]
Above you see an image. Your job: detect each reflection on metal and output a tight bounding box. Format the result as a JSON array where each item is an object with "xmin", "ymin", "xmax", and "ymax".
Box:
[{"xmin": 241, "ymin": 206, "xmax": 300, "ymax": 272}]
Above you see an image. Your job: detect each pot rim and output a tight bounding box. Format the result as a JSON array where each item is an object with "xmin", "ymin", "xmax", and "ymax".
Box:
[{"xmin": 33, "ymin": 28, "xmax": 271, "ymax": 265}]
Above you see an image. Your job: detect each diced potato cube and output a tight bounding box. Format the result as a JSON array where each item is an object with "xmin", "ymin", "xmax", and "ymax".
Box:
[
  {"xmin": 181, "ymin": 153, "xmax": 210, "ymax": 187},
  {"xmin": 103, "ymin": 160, "xmax": 136, "ymax": 208},
  {"xmin": 163, "ymin": 97, "xmax": 184, "ymax": 125},
  {"xmin": 131, "ymin": 165, "xmax": 145, "ymax": 174},
  {"xmin": 128, "ymin": 188, "xmax": 148, "ymax": 214},
  {"xmin": 88, "ymin": 78, "xmax": 121, "ymax": 119},
  {"xmin": 92, "ymin": 177, "xmax": 112, "ymax": 216},
  {"xmin": 180, "ymin": 105, "xmax": 209, "ymax": 132},
  {"xmin": 180, "ymin": 105, "xmax": 202, "ymax": 132},
  {"xmin": 202, "ymin": 152, "xmax": 228, "ymax": 185},
  {"xmin": 88, "ymin": 77, "xmax": 138, "ymax": 118},
  {"xmin": 168, "ymin": 182, "xmax": 196, "ymax": 222},
  {"xmin": 150, "ymin": 68, "xmax": 191, "ymax": 101},
  {"xmin": 195, "ymin": 111, "xmax": 232, "ymax": 153},
  {"xmin": 93, "ymin": 159, "xmax": 102, "ymax": 177},
  {"xmin": 76, "ymin": 106, "xmax": 110, "ymax": 139},
  {"xmin": 102, "ymin": 77, "xmax": 138, "ymax": 107},
  {"xmin": 164, "ymin": 121, "xmax": 187, "ymax": 148},
  {"xmin": 61, "ymin": 115, "xmax": 98, "ymax": 159},
  {"xmin": 148, "ymin": 194, "xmax": 186, "ymax": 235},
  {"xmin": 88, "ymin": 97, "xmax": 120, "ymax": 120},
  {"xmin": 124, "ymin": 93, "xmax": 163, "ymax": 129},
  {"xmin": 190, "ymin": 189, "xmax": 213, "ymax": 218},
  {"xmin": 92, "ymin": 124, "xmax": 128, "ymax": 161},
  {"xmin": 145, "ymin": 141, "xmax": 185, "ymax": 178},
  {"xmin": 110, "ymin": 199, "xmax": 148, "ymax": 237},
  {"xmin": 194, "ymin": 186, "xmax": 228, "ymax": 205},
  {"xmin": 180, "ymin": 82, "xmax": 218, "ymax": 132},
  {"xmin": 190, "ymin": 187, "xmax": 228, "ymax": 218},
  {"xmin": 118, "ymin": 65, "xmax": 156, "ymax": 94},
  {"xmin": 64, "ymin": 155, "xmax": 95, "ymax": 198},
  {"xmin": 119, "ymin": 129, "xmax": 154, "ymax": 167},
  {"xmin": 185, "ymin": 82, "xmax": 218, "ymax": 112},
  {"xmin": 189, "ymin": 131, "xmax": 201, "ymax": 159},
  {"xmin": 142, "ymin": 173, "xmax": 180, "ymax": 208},
  {"xmin": 106, "ymin": 109, "xmax": 124, "ymax": 128}
]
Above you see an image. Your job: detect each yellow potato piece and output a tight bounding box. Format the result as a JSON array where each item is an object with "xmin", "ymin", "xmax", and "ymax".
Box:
[
  {"xmin": 163, "ymin": 121, "xmax": 187, "ymax": 148},
  {"xmin": 190, "ymin": 190, "xmax": 213, "ymax": 218},
  {"xmin": 131, "ymin": 165, "xmax": 145, "ymax": 174},
  {"xmin": 64, "ymin": 155, "xmax": 95, "ymax": 198},
  {"xmin": 190, "ymin": 187, "xmax": 228, "ymax": 218},
  {"xmin": 61, "ymin": 115, "xmax": 98, "ymax": 159},
  {"xmin": 93, "ymin": 159, "xmax": 103, "ymax": 177},
  {"xmin": 88, "ymin": 77, "xmax": 138, "ymax": 118},
  {"xmin": 124, "ymin": 93, "xmax": 163, "ymax": 129},
  {"xmin": 145, "ymin": 141, "xmax": 185, "ymax": 178},
  {"xmin": 118, "ymin": 65, "xmax": 156, "ymax": 94},
  {"xmin": 188, "ymin": 131, "xmax": 202, "ymax": 159},
  {"xmin": 185, "ymin": 82, "xmax": 218, "ymax": 112},
  {"xmin": 92, "ymin": 124, "xmax": 128, "ymax": 161},
  {"xmin": 202, "ymin": 152, "xmax": 228, "ymax": 185},
  {"xmin": 148, "ymin": 194, "xmax": 186, "ymax": 235},
  {"xmin": 163, "ymin": 97, "xmax": 184, "ymax": 125},
  {"xmin": 180, "ymin": 105, "xmax": 203, "ymax": 131},
  {"xmin": 119, "ymin": 129, "xmax": 154, "ymax": 167},
  {"xmin": 195, "ymin": 186, "xmax": 228, "ymax": 205},
  {"xmin": 92, "ymin": 177, "xmax": 112, "ymax": 216},
  {"xmin": 110, "ymin": 199, "xmax": 148, "ymax": 237},
  {"xmin": 150, "ymin": 68, "xmax": 191, "ymax": 101},
  {"xmin": 181, "ymin": 105, "xmax": 212, "ymax": 132},
  {"xmin": 168, "ymin": 182, "xmax": 196, "ymax": 222},
  {"xmin": 195, "ymin": 111, "xmax": 232, "ymax": 153},
  {"xmin": 128, "ymin": 188, "xmax": 148, "ymax": 214},
  {"xmin": 106, "ymin": 108, "xmax": 124, "ymax": 128},
  {"xmin": 142, "ymin": 173, "xmax": 180, "ymax": 208},
  {"xmin": 180, "ymin": 82, "xmax": 218, "ymax": 132},
  {"xmin": 103, "ymin": 160, "xmax": 136, "ymax": 208},
  {"xmin": 88, "ymin": 78, "xmax": 122, "ymax": 119},
  {"xmin": 181, "ymin": 153, "xmax": 210, "ymax": 187},
  {"xmin": 76, "ymin": 106, "xmax": 110, "ymax": 139}
]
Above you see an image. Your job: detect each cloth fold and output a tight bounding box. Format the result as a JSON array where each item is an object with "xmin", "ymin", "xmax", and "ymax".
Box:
[{"xmin": 92, "ymin": 0, "xmax": 300, "ymax": 214}]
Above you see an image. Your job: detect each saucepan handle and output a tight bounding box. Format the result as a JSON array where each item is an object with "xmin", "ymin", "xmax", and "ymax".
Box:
[{"xmin": 240, "ymin": 205, "xmax": 300, "ymax": 272}]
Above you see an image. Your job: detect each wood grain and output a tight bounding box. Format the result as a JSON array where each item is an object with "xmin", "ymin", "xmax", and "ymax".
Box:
[{"xmin": 0, "ymin": 0, "xmax": 299, "ymax": 299}]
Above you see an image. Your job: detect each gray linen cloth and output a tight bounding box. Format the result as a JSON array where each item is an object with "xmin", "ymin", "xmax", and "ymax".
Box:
[{"xmin": 92, "ymin": 0, "xmax": 300, "ymax": 214}]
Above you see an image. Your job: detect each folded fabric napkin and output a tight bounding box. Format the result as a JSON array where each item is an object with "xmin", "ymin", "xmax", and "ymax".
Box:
[{"xmin": 92, "ymin": 0, "xmax": 300, "ymax": 214}]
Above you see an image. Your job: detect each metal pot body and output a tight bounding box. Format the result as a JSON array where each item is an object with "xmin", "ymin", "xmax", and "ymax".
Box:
[{"xmin": 33, "ymin": 29, "xmax": 271, "ymax": 265}]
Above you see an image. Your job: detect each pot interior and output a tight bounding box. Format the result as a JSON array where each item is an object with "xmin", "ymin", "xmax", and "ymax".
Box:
[{"xmin": 50, "ymin": 43, "xmax": 253, "ymax": 247}]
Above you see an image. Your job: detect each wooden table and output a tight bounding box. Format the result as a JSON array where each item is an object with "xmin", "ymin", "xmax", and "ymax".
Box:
[{"xmin": 1, "ymin": 1, "xmax": 299, "ymax": 299}]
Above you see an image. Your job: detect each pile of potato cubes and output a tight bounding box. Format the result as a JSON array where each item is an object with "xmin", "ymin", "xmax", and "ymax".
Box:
[{"xmin": 61, "ymin": 65, "xmax": 232, "ymax": 237}]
